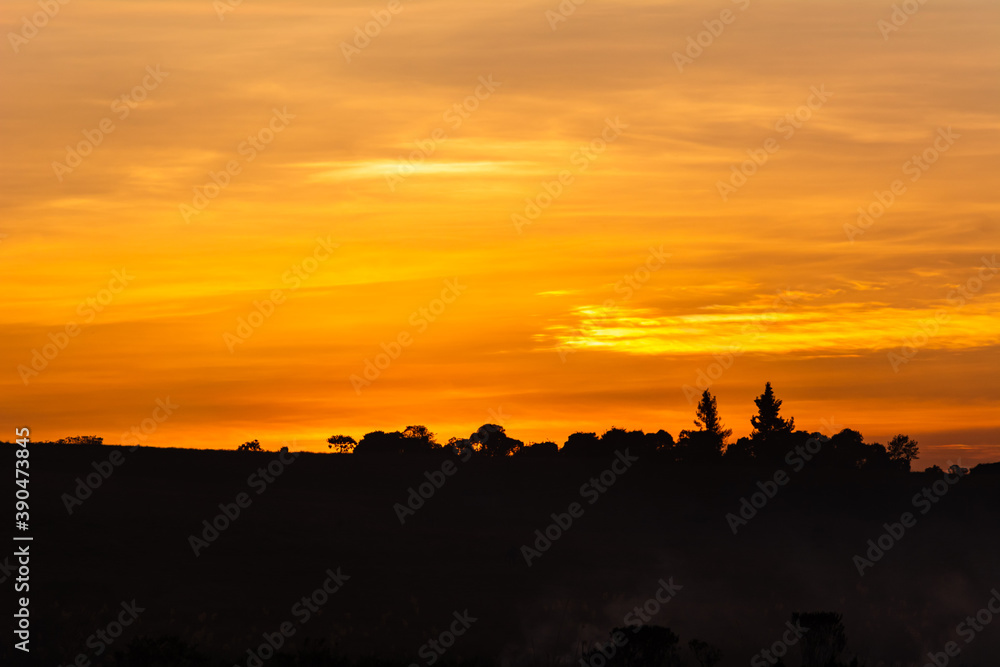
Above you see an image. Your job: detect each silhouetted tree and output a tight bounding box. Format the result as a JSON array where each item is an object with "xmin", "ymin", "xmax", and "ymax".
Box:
[
  {"xmin": 678, "ymin": 390, "xmax": 730, "ymax": 463},
  {"xmin": 402, "ymin": 424, "xmax": 438, "ymax": 448},
  {"xmin": 470, "ymin": 424, "xmax": 522, "ymax": 458},
  {"xmin": 516, "ymin": 441, "xmax": 559, "ymax": 457},
  {"xmin": 751, "ymin": 382, "xmax": 794, "ymax": 437},
  {"xmin": 861, "ymin": 440, "xmax": 892, "ymax": 473},
  {"xmin": 445, "ymin": 437, "xmax": 474, "ymax": 458},
  {"xmin": 750, "ymin": 382, "xmax": 795, "ymax": 462},
  {"xmin": 237, "ymin": 439, "xmax": 262, "ymax": 452},
  {"xmin": 827, "ymin": 429, "xmax": 868, "ymax": 469},
  {"xmin": 327, "ymin": 434, "xmax": 356, "ymax": 454},
  {"xmin": 562, "ymin": 431, "xmax": 601, "ymax": 456},
  {"xmin": 886, "ymin": 434, "xmax": 919, "ymax": 472},
  {"xmin": 723, "ymin": 436, "xmax": 755, "ymax": 465},
  {"xmin": 694, "ymin": 390, "xmax": 731, "ymax": 440},
  {"xmin": 642, "ymin": 429, "xmax": 675, "ymax": 458},
  {"xmin": 600, "ymin": 427, "xmax": 647, "ymax": 456},
  {"xmin": 355, "ymin": 427, "xmax": 437, "ymax": 455},
  {"xmin": 793, "ymin": 611, "xmax": 846, "ymax": 667},
  {"xmin": 57, "ymin": 435, "xmax": 103, "ymax": 445}
]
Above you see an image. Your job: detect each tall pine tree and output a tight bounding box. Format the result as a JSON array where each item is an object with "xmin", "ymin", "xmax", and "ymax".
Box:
[
  {"xmin": 679, "ymin": 390, "xmax": 731, "ymax": 462},
  {"xmin": 749, "ymin": 382, "xmax": 794, "ymax": 461},
  {"xmin": 750, "ymin": 382, "xmax": 794, "ymax": 438}
]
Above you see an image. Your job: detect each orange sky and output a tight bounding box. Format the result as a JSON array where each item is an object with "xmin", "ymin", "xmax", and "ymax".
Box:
[{"xmin": 2, "ymin": 0, "xmax": 998, "ymax": 467}]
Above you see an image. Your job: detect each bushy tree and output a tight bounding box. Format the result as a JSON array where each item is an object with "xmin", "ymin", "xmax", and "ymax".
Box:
[
  {"xmin": 723, "ymin": 436, "xmax": 755, "ymax": 465},
  {"xmin": 643, "ymin": 429, "xmax": 675, "ymax": 458},
  {"xmin": 600, "ymin": 427, "xmax": 647, "ymax": 455},
  {"xmin": 402, "ymin": 425, "xmax": 438, "ymax": 447},
  {"xmin": 562, "ymin": 431, "xmax": 601, "ymax": 457},
  {"xmin": 516, "ymin": 441, "xmax": 559, "ymax": 457},
  {"xmin": 354, "ymin": 427, "xmax": 438, "ymax": 455},
  {"xmin": 470, "ymin": 424, "xmax": 522, "ymax": 458},
  {"xmin": 445, "ymin": 437, "xmax": 474, "ymax": 458},
  {"xmin": 828, "ymin": 429, "xmax": 867, "ymax": 469},
  {"xmin": 886, "ymin": 434, "xmax": 919, "ymax": 472},
  {"xmin": 237, "ymin": 439, "xmax": 262, "ymax": 452},
  {"xmin": 327, "ymin": 434, "xmax": 356, "ymax": 454}
]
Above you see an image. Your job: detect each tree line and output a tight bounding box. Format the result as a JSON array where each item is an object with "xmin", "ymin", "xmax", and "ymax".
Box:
[{"xmin": 318, "ymin": 383, "xmax": 923, "ymax": 473}]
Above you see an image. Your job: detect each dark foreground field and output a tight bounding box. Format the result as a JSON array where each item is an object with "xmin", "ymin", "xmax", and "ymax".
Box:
[{"xmin": 4, "ymin": 443, "xmax": 1000, "ymax": 666}]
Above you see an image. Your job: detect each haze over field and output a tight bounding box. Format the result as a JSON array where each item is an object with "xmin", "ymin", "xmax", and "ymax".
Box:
[{"xmin": 2, "ymin": 0, "xmax": 998, "ymax": 466}]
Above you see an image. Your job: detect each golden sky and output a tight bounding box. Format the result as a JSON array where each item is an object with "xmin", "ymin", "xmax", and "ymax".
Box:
[{"xmin": 2, "ymin": 0, "xmax": 998, "ymax": 466}]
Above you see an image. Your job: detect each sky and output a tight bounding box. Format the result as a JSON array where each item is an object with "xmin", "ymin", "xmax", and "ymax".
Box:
[{"xmin": 1, "ymin": 0, "xmax": 998, "ymax": 467}]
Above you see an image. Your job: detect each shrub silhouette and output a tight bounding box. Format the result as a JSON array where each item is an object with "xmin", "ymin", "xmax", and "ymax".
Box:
[
  {"xmin": 58, "ymin": 435, "xmax": 104, "ymax": 445},
  {"xmin": 237, "ymin": 439, "xmax": 262, "ymax": 452}
]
